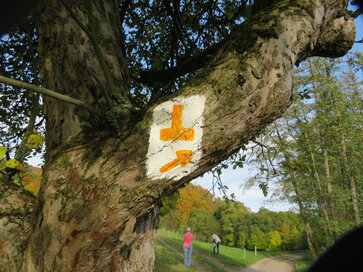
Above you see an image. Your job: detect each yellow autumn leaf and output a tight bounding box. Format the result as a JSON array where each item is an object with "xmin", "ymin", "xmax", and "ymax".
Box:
[
  {"xmin": 0, "ymin": 146, "xmax": 7, "ymax": 159},
  {"xmin": 27, "ymin": 133, "xmax": 44, "ymax": 148},
  {"xmin": 0, "ymin": 159, "xmax": 6, "ymax": 170},
  {"xmin": 24, "ymin": 180, "xmax": 40, "ymax": 195},
  {"xmin": 6, "ymin": 159, "xmax": 22, "ymax": 169}
]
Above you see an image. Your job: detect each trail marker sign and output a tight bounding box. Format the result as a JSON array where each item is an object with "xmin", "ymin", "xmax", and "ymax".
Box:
[{"xmin": 146, "ymin": 95, "xmax": 206, "ymax": 180}]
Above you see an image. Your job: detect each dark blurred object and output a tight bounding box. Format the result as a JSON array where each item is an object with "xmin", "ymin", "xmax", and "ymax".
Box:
[
  {"xmin": 351, "ymin": 0, "xmax": 363, "ymax": 17},
  {"xmin": 0, "ymin": 0, "xmax": 41, "ymax": 35},
  {"xmin": 251, "ymin": 0, "xmax": 278, "ymax": 15},
  {"xmin": 307, "ymin": 225, "xmax": 363, "ymax": 272}
]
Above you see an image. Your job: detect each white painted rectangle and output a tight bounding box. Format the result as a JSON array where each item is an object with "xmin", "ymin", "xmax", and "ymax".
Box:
[{"xmin": 146, "ymin": 95, "xmax": 206, "ymax": 180}]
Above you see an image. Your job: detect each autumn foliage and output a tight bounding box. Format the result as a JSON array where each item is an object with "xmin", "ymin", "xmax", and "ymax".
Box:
[{"xmin": 160, "ymin": 183, "xmax": 307, "ymax": 251}]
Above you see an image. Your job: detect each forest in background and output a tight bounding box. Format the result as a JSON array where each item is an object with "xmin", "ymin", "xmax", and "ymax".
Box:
[
  {"xmin": 248, "ymin": 54, "xmax": 363, "ymax": 258},
  {"xmin": 160, "ymin": 183, "xmax": 307, "ymax": 251}
]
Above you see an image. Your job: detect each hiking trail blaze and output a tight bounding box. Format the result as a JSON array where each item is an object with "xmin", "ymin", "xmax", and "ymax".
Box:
[{"xmin": 146, "ymin": 95, "xmax": 205, "ymax": 180}]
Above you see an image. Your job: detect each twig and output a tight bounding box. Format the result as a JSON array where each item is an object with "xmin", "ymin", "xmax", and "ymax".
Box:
[{"xmin": 252, "ymin": 139, "xmax": 277, "ymax": 174}]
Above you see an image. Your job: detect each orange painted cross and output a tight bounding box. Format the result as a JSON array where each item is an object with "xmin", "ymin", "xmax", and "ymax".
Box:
[
  {"xmin": 159, "ymin": 105, "xmax": 195, "ymax": 173},
  {"xmin": 160, "ymin": 105, "xmax": 194, "ymax": 141},
  {"xmin": 159, "ymin": 150, "xmax": 193, "ymax": 173}
]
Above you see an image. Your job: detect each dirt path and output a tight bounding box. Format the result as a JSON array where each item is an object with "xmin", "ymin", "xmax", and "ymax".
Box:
[
  {"xmin": 192, "ymin": 248, "xmax": 237, "ymax": 272},
  {"xmin": 240, "ymin": 254, "xmax": 304, "ymax": 272}
]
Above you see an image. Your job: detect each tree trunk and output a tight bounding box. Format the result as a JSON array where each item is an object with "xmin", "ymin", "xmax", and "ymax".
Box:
[
  {"xmin": 0, "ymin": 185, "xmax": 33, "ymax": 271},
  {"xmin": 303, "ymin": 131, "xmax": 335, "ymax": 240},
  {"xmin": 310, "ymin": 61, "xmax": 337, "ymax": 231},
  {"xmin": 0, "ymin": 0, "xmax": 355, "ymax": 271},
  {"xmin": 274, "ymin": 124, "xmax": 320, "ymax": 258},
  {"xmin": 289, "ymin": 170, "xmax": 319, "ymax": 258},
  {"xmin": 321, "ymin": 131, "xmax": 337, "ymax": 219},
  {"xmin": 339, "ymin": 132, "xmax": 361, "ymax": 223}
]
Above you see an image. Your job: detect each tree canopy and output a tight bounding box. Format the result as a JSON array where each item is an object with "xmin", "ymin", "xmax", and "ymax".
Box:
[{"xmin": 248, "ymin": 54, "xmax": 362, "ymax": 257}]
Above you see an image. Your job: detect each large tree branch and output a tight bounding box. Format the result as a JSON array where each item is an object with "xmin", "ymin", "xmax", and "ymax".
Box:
[
  {"xmin": 0, "ymin": 75, "xmax": 102, "ymax": 116},
  {"xmin": 135, "ymin": 0, "xmax": 355, "ymax": 206},
  {"xmin": 138, "ymin": 38, "xmax": 228, "ymax": 87}
]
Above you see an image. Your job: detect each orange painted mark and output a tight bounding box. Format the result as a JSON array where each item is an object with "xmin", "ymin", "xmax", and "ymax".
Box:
[
  {"xmin": 160, "ymin": 105, "xmax": 194, "ymax": 141},
  {"xmin": 160, "ymin": 150, "xmax": 193, "ymax": 173}
]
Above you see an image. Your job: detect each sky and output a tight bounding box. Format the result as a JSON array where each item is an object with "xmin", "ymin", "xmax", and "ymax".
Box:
[
  {"xmin": 27, "ymin": 13, "xmax": 363, "ymax": 213},
  {"xmin": 192, "ymin": 166, "xmax": 295, "ymax": 213}
]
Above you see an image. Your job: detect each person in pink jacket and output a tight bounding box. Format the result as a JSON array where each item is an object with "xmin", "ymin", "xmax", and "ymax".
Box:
[{"xmin": 183, "ymin": 227, "xmax": 194, "ymax": 266}]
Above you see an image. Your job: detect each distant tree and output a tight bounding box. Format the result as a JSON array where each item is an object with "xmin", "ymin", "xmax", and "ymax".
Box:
[
  {"xmin": 267, "ymin": 230, "xmax": 282, "ymax": 251},
  {"xmin": 247, "ymin": 226, "xmax": 268, "ymax": 250},
  {"xmin": 160, "ymin": 183, "xmax": 218, "ymax": 239},
  {"xmin": 215, "ymin": 201, "xmax": 250, "ymax": 247}
]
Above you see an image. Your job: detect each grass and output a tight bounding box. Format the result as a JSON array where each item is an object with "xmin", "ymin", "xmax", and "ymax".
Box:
[
  {"xmin": 294, "ymin": 255, "xmax": 314, "ymax": 272},
  {"xmin": 155, "ymin": 229, "xmax": 306, "ymax": 271},
  {"xmin": 154, "ymin": 240, "xmax": 198, "ymax": 272},
  {"xmin": 155, "ymin": 232, "xmax": 222, "ymax": 272}
]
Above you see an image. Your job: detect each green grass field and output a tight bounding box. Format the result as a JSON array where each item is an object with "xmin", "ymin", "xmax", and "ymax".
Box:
[
  {"xmin": 154, "ymin": 229, "xmax": 309, "ymax": 272},
  {"xmin": 294, "ymin": 255, "xmax": 313, "ymax": 272},
  {"xmin": 154, "ymin": 239, "xmax": 198, "ymax": 272}
]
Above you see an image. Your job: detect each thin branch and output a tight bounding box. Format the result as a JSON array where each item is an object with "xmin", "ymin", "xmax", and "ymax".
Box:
[
  {"xmin": 172, "ymin": 0, "xmax": 195, "ymax": 49},
  {"xmin": 252, "ymin": 139, "xmax": 277, "ymax": 174},
  {"xmin": 119, "ymin": 0, "xmax": 132, "ymax": 25},
  {"xmin": 0, "ymin": 75, "xmax": 102, "ymax": 116},
  {"xmin": 162, "ymin": 0, "xmax": 189, "ymax": 51}
]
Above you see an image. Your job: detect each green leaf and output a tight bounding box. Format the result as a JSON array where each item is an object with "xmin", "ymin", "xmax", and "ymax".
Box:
[
  {"xmin": 0, "ymin": 159, "xmax": 6, "ymax": 170},
  {"xmin": 0, "ymin": 146, "xmax": 7, "ymax": 159},
  {"xmin": 259, "ymin": 183, "xmax": 269, "ymax": 197},
  {"xmin": 226, "ymin": 12, "xmax": 234, "ymax": 20},
  {"xmin": 6, "ymin": 159, "xmax": 22, "ymax": 169},
  {"xmin": 27, "ymin": 133, "xmax": 44, "ymax": 148}
]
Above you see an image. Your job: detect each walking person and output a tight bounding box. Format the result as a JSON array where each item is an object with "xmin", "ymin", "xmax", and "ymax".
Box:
[
  {"xmin": 183, "ymin": 227, "xmax": 194, "ymax": 266},
  {"xmin": 211, "ymin": 233, "xmax": 221, "ymax": 255}
]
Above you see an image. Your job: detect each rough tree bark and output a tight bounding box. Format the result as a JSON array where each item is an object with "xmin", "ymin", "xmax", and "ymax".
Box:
[{"xmin": 0, "ymin": 0, "xmax": 355, "ymax": 271}]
